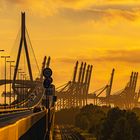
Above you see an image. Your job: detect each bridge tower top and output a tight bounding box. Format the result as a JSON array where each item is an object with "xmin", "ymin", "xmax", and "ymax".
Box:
[{"xmin": 13, "ymin": 12, "xmax": 33, "ymax": 89}]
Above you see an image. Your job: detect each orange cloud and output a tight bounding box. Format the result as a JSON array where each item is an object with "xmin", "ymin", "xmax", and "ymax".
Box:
[
  {"xmin": 1, "ymin": 0, "xmax": 140, "ymax": 21},
  {"xmin": 55, "ymin": 49, "xmax": 140, "ymax": 64},
  {"xmin": 94, "ymin": 50, "xmax": 140, "ymax": 63}
]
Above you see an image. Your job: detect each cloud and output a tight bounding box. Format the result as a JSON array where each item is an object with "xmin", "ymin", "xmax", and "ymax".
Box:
[
  {"xmin": 57, "ymin": 3, "xmax": 140, "ymax": 23},
  {"xmin": 56, "ymin": 49, "xmax": 140, "ymax": 64},
  {"xmin": 55, "ymin": 56, "xmax": 93, "ymax": 64},
  {"xmin": 1, "ymin": 0, "xmax": 140, "ymax": 22},
  {"xmin": 1, "ymin": 1, "xmax": 140, "ymax": 13},
  {"xmin": 94, "ymin": 49, "xmax": 140, "ymax": 63},
  {"xmin": 56, "ymin": 57, "xmax": 76, "ymax": 64},
  {"xmin": 5, "ymin": 0, "xmax": 25, "ymax": 4},
  {"xmin": 1, "ymin": 0, "xmax": 59, "ymax": 16}
]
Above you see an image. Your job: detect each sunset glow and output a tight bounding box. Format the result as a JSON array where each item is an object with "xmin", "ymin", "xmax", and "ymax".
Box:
[{"xmin": 1, "ymin": 0, "xmax": 140, "ymax": 93}]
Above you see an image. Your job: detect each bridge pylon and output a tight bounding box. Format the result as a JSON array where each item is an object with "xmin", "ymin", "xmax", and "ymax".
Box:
[{"xmin": 12, "ymin": 12, "xmax": 33, "ymax": 90}]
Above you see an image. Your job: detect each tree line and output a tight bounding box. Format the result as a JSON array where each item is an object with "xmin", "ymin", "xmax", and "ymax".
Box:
[
  {"xmin": 55, "ymin": 104, "xmax": 140, "ymax": 140},
  {"xmin": 75, "ymin": 104, "xmax": 140, "ymax": 140}
]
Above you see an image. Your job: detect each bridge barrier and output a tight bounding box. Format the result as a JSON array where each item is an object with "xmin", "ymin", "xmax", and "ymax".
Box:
[
  {"xmin": 0, "ymin": 97, "xmax": 29, "ymax": 109},
  {"xmin": 0, "ymin": 110, "xmax": 48, "ymax": 140},
  {"xmin": 0, "ymin": 108, "xmax": 30, "ymax": 114}
]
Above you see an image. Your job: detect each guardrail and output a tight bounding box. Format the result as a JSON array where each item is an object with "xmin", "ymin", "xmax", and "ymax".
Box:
[
  {"xmin": 0, "ymin": 110, "xmax": 46, "ymax": 140},
  {"xmin": 0, "ymin": 89, "xmax": 44, "ymax": 111},
  {"xmin": 0, "ymin": 87, "xmax": 56, "ymax": 139},
  {"xmin": 0, "ymin": 83, "xmax": 44, "ymax": 110},
  {"xmin": 0, "ymin": 97, "xmax": 31, "ymax": 109},
  {"xmin": 0, "ymin": 108, "xmax": 30, "ymax": 114}
]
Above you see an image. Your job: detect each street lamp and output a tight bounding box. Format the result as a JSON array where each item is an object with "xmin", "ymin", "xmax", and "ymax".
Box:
[
  {"xmin": 1, "ymin": 55, "xmax": 10, "ymax": 108},
  {"xmin": 22, "ymin": 73, "xmax": 26, "ymax": 108},
  {"xmin": 18, "ymin": 71, "xmax": 24, "ymax": 107},
  {"xmin": 0, "ymin": 50, "xmax": 4, "ymax": 81},
  {"xmin": 6, "ymin": 60, "xmax": 15, "ymax": 107},
  {"xmin": 24, "ymin": 75, "xmax": 29, "ymax": 107},
  {"xmin": 17, "ymin": 69, "xmax": 22, "ymax": 80},
  {"xmin": 11, "ymin": 65, "xmax": 16, "ymax": 102},
  {"xmin": 15, "ymin": 68, "xmax": 22, "ymax": 108}
]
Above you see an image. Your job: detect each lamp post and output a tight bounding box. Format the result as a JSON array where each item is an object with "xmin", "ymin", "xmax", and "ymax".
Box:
[
  {"xmin": 23, "ymin": 73, "xmax": 26, "ymax": 108},
  {"xmin": 0, "ymin": 50, "xmax": 4, "ymax": 104},
  {"xmin": 25, "ymin": 75, "xmax": 29, "ymax": 108},
  {"xmin": 1, "ymin": 55, "xmax": 10, "ymax": 108},
  {"xmin": 6, "ymin": 60, "xmax": 15, "ymax": 107},
  {"xmin": 16, "ymin": 69, "xmax": 22, "ymax": 107},
  {"xmin": 11, "ymin": 65, "xmax": 16, "ymax": 102},
  {"xmin": 17, "ymin": 69, "xmax": 22, "ymax": 79},
  {"xmin": 19, "ymin": 71, "xmax": 24, "ymax": 107}
]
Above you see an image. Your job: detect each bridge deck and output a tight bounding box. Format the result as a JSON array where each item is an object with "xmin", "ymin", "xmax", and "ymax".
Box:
[{"xmin": 0, "ymin": 110, "xmax": 32, "ymax": 128}]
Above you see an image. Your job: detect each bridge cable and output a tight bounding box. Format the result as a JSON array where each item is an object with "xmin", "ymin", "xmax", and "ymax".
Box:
[{"xmin": 25, "ymin": 28, "xmax": 40, "ymax": 75}]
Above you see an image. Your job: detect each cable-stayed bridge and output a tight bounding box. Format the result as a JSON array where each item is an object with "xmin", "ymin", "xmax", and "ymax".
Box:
[{"xmin": 0, "ymin": 12, "xmax": 55, "ymax": 140}]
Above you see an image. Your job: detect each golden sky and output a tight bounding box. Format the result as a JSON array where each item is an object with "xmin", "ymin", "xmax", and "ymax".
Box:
[{"xmin": 1, "ymin": 0, "xmax": 140, "ymax": 94}]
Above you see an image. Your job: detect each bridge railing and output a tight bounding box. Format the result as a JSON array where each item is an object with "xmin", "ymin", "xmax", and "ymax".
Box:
[
  {"xmin": 0, "ymin": 86, "xmax": 44, "ymax": 110},
  {"xmin": 0, "ymin": 108, "xmax": 30, "ymax": 114},
  {"xmin": 0, "ymin": 109, "xmax": 52, "ymax": 140}
]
